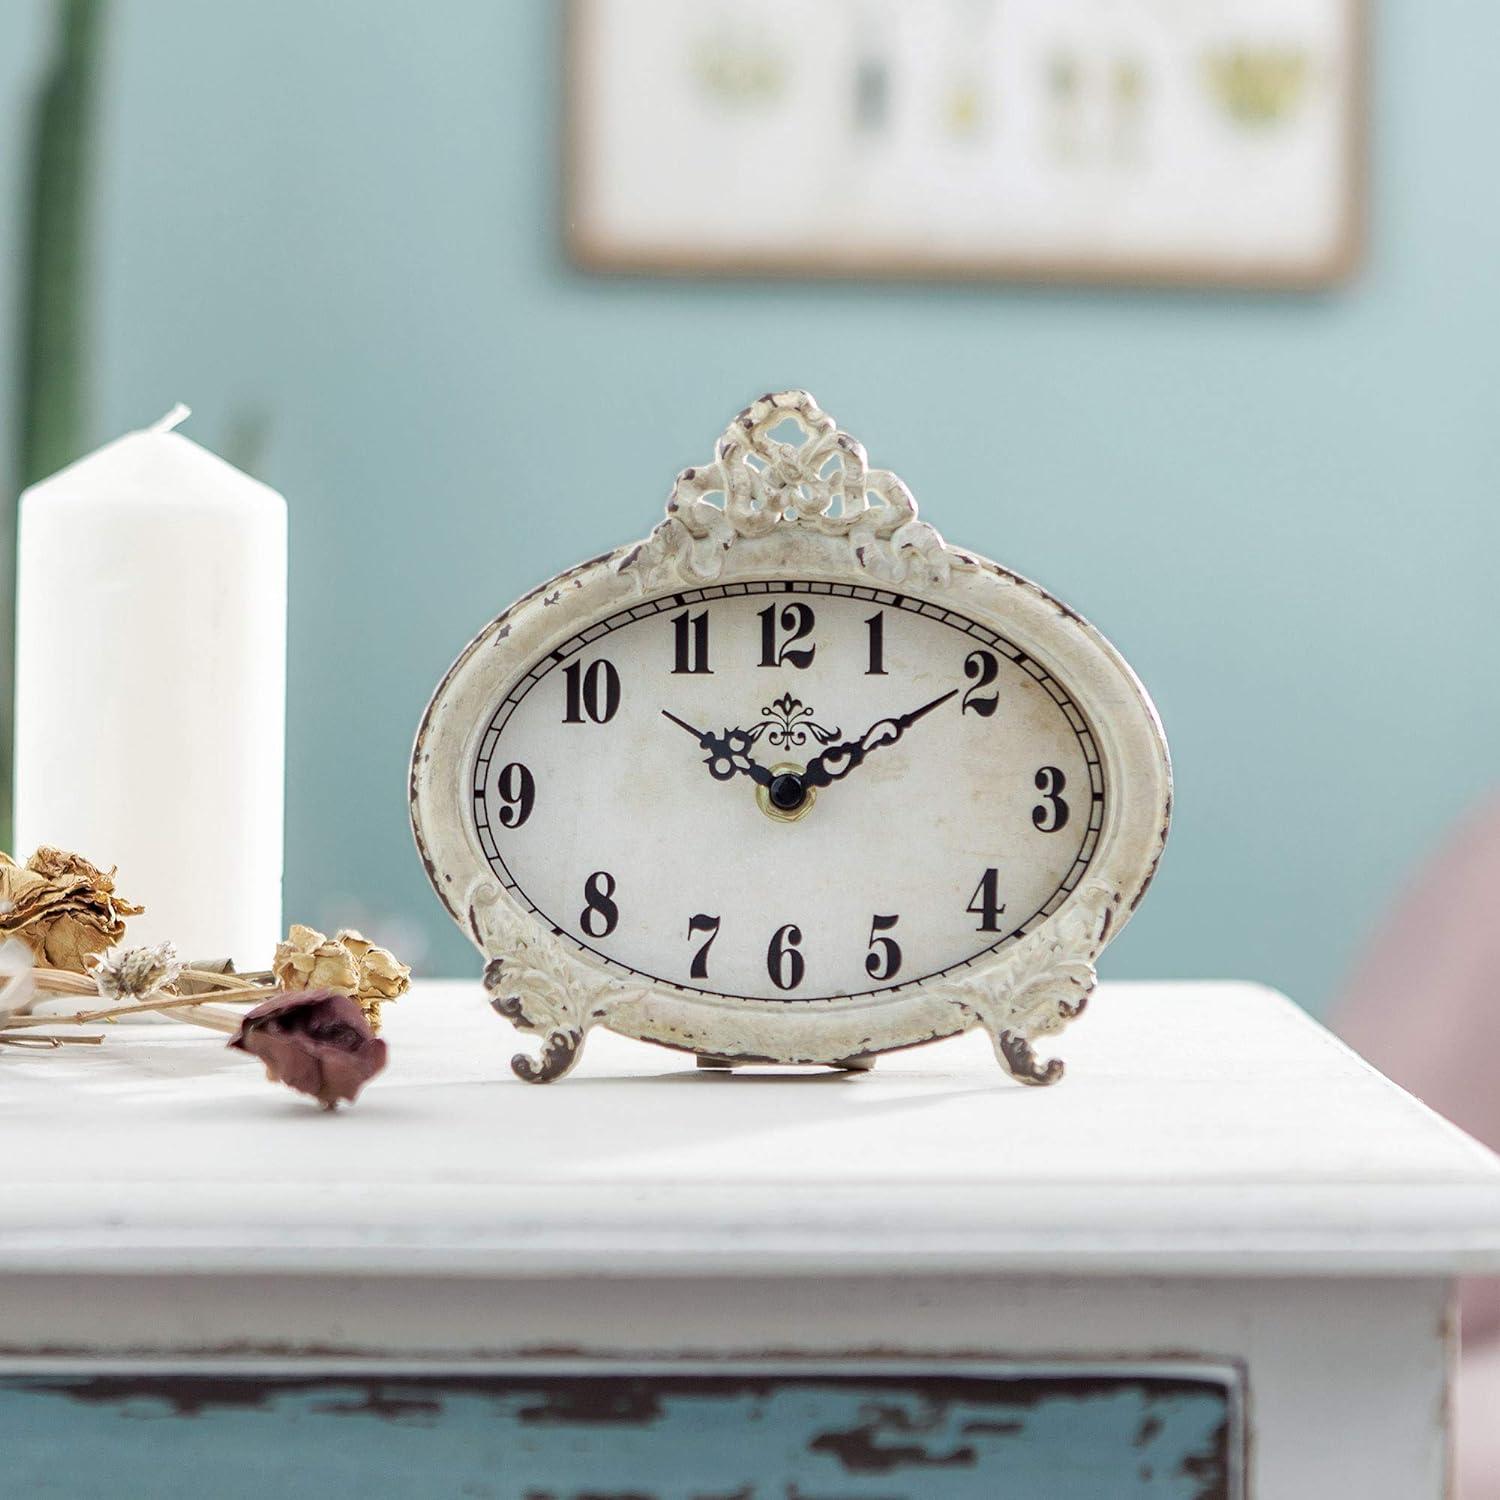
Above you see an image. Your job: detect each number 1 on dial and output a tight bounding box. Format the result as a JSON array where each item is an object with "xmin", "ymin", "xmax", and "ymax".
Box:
[{"xmin": 865, "ymin": 611, "xmax": 887, "ymax": 675}]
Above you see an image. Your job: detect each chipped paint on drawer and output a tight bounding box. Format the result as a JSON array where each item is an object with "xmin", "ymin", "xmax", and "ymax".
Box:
[{"xmin": 1, "ymin": 1363, "xmax": 1243, "ymax": 1498}]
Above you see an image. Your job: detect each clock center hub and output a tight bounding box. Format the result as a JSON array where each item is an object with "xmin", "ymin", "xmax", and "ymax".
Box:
[
  {"xmin": 769, "ymin": 771, "xmax": 806, "ymax": 811},
  {"xmin": 759, "ymin": 763, "xmax": 815, "ymax": 823}
]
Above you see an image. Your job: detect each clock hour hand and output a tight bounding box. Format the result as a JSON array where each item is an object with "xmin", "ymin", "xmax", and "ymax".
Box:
[
  {"xmin": 802, "ymin": 688, "xmax": 958, "ymax": 789},
  {"xmin": 661, "ymin": 709, "xmax": 773, "ymax": 787}
]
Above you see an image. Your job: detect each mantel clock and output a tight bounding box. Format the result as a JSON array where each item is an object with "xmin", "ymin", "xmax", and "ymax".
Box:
[{"xmin": 411, "ymin": 392, "xmax": 1170, "ymax": 1083}]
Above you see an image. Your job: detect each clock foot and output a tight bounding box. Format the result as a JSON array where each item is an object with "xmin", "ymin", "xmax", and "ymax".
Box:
[
  {"xmin": 834, "ymin": 1054, "xmax": 876, "ymax": 1072},
  {"xmin": 508, "ymin": 1026, "xmax": 585, "ymax": 1084},
  {"xmin": 995, "ymin": 1029, "xmax": 1065, "ymax": 1087}
]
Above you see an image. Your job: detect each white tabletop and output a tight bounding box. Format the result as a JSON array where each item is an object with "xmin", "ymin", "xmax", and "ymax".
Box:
[{"xmin": 4, "ymin": 979, "xmax": 1499, "ymax": 1279}]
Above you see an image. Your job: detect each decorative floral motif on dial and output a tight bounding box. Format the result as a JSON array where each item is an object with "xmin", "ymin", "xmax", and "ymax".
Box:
[{"xmin": 745, "ymin": 693, "xmax": 841, "ymax": 749}]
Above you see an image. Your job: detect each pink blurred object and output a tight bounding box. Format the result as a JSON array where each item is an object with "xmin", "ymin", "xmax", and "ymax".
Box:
[
  {"xmin": 1460, "ymin": 1342, "xmax": 1500, "ymax": 1500},
  {"xmin": 1336, "ymin": 794, "xmax": 1500, "ymax": 1498}
]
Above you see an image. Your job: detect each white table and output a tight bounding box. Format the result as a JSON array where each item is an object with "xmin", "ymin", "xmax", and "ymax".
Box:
[{"xmin": 3, "ymin": 979, "xmax": 1498, "ymax": 1498}]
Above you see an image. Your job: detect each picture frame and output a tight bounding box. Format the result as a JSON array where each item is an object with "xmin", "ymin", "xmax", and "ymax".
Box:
[{"xmin": 564, "ymin": 0, "xmax": 1364, "ymax": 289}]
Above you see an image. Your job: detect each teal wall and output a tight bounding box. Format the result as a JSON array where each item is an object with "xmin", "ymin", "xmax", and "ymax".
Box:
[{"xmin": 3, "ymin": 1, "xmax": 1497, "ymax": 1010}]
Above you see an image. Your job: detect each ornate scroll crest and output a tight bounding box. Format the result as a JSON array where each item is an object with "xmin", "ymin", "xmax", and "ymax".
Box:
[
  {"xmin": 469, "ymin": 884, "xmax": 643, "ymax": 1083},
  {"xmin": 619, "ymin": 390, "xmax": 955, "ymax": 592},
  {"xmin": 932, "ymin": 881, "xmax": 1118, "ymax": 1086}
]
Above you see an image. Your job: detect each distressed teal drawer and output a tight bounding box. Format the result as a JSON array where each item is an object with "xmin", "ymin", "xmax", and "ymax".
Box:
[{"xmin": 3, "ymin": 1363, "xmax": 1241, "ymax": 1498}]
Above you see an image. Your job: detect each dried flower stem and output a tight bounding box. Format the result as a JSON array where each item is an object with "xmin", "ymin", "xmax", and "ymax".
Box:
[
  {"xmin": 14, "ymin": 965, "xmax": 277, "ymax": 1036},
  {"xmin": 29, "ymin": 965, "xmax": 275, "ymax": 998},
  {"xmin": 167, "ymin": 983, "xmax": 276, "ymax": 1006},
  {"xmin": 1, "ymin": 990, "xmax": 250, "ymax": 1031},
  {"xmin": 172, "ymin": 968, "xmax": 275, "ymax": 992},
  {"xmin": 28, "ymin": 968, "xmax": 96, "ymax": 996},
  {"xmin": 0, "ymin": 1031, "xmax": 105, "ymax": 1047}
]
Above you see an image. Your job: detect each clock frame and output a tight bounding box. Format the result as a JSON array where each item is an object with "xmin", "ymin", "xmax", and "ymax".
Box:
[{"xmin": 410, "ymin": 391, "xmax": 1171, "ymax": 1084}]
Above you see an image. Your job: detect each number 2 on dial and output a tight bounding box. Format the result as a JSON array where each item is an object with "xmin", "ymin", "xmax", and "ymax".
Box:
[{"xmin": 962, "ymin": 650, "xmax": 1000, "ymax": 716}]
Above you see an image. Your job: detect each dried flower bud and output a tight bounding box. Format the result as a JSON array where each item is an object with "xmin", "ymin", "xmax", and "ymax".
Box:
[
  {"xmin": 229, "ymin": 988, "xmax": 387, "ymax": 1110},
  {"xmin": 272, "ymin": 924, "xmax": 410, "ymax": 1032},
  {"xmin": 0, "ymin": 847, "xmax": 144, "ymax": 972},
  {"xmin": 90, "ymin": 941, "xmax": 183, "ymax": 1002}
]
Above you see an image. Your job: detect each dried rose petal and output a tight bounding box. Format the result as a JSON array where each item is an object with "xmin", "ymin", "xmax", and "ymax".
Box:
[{"xmin": 228, "ymin": 988, "xmax": 387, "ymax": 1110}]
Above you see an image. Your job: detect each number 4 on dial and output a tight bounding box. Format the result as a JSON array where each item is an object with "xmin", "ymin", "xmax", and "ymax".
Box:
[{"xmin": 967, "ymin": 868, "xmax": 1005, "ymax": 932}]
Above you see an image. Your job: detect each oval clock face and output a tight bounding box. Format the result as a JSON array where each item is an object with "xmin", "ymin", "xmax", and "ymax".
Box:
[{"xmin": 471, "ymin": 581, "xmax": 1102, "ymax": 1002}]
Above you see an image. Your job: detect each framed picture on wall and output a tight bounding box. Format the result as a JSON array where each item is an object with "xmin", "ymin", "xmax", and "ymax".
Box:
[{"xmin": 565, "ymin": 0, "xmax": 1363, "ymax": 288}]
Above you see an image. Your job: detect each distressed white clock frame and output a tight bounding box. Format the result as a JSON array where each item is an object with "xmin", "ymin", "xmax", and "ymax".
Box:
[{"xmin": 411, "ymin": 391, "xmax": 1171, "ymax": 1084}]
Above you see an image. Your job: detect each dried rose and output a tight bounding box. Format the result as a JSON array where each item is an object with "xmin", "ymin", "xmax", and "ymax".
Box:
[
  {"xmin": 228, "ymin": 988, "xmax": 387, "ymax": 1110},
  {"xmin": 272, "ymin": 924, "xmax": 359, "ymax": 994},
  {"xmin": 271, "ymin": 924, "xmax": 410, "ymax": 1031},
  {"xmin": 0, "ymin": 847, "xmax": 144, "ymax": 971}
]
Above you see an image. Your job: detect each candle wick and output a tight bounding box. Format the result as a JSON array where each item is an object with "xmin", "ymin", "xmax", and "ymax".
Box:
[{"xmin": 148, "ymin": 403, "xmax": 192, "ymax": 434}]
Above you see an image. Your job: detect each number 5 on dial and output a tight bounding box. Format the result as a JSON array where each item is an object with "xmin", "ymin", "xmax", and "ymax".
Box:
[{"xmin": 865, "ymin": 914, "xmax": 902, "ymax": 981}]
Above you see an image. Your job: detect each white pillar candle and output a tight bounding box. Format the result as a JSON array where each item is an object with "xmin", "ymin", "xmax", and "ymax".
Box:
[{"xmin": 12, "ymin": 406, "xmax": 286, "ymax": 964}]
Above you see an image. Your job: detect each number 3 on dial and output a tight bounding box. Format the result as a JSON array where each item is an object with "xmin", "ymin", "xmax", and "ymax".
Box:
[{"xmin": 1033, "ymin": 766, "xmax": 1069, "ymax": 832}]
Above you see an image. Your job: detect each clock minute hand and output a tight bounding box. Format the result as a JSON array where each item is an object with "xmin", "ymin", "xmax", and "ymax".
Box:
[
  {"xmin": 802, "ymin": 688, "xmax": 959, "ymax": 789},
  {"xmin": 661, "ymin": 709, "xmax": 773, "ymax": 787}
]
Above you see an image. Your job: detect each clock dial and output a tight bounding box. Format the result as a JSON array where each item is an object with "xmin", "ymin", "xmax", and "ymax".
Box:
[{"xmin": 471, "ymin": 582, "xmax": 1102, "ymax": 1002}]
